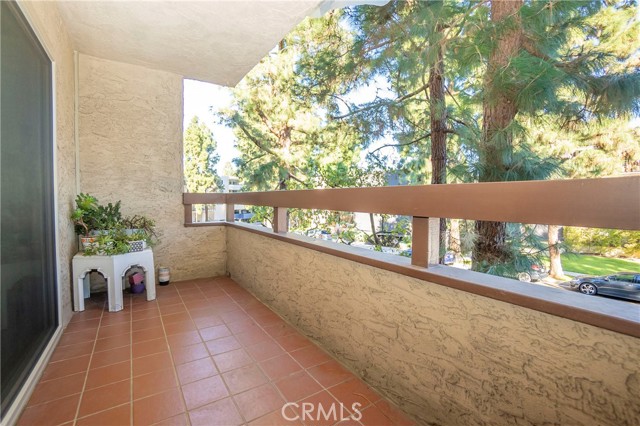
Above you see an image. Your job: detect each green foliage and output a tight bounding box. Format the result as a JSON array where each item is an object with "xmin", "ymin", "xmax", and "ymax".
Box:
[
  {"xmin": 184, "ymin": 116, "xmax": 222, "ymax": 193},
  {"xmin": 565, "ymin": 227, "xmax": 640, "ymax": 258},
  {"xmin": 82, "ymin": 224, "xmax": 157, "ymax": 256},
  {"xmin": 248, "ymin": 206, "xmax": 274, "ymax": 227},
  {"xmin": 122, "ymin": 215, "xmax": 159, "ymax": 246},
  {"xmin": 219, "ymin": 13, "xmax": 369, "ymax": 193},
  {"xmin": 72, "ymin": 193, "xmax": 121, "ymax": 236},
  {"xmin": 473, "ymin": 223, "xmax": 549, "ymax": 277},
  {"xmin": 72, "ymin": 193, "xmax": 158, "ymax": 255},
  {"xmin": 218, "ymin": 0, "xmax": 638, "ymax": 278}
]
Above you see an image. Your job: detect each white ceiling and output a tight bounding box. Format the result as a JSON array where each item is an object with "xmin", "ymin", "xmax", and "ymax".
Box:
[{"xmin": 56, "ymin": 0, "xmax": 330, "ymax": 86}]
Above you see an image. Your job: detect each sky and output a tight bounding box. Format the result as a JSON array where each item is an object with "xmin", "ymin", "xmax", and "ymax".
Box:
[{"xmin": 183, "ymin": 79, "xmax": 237, "ymax": 175}]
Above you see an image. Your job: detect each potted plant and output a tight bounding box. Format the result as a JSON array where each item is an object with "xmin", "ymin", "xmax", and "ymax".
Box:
[
  {"xmin": 71, "ymin": 193, "xmax": 99, "ymax": 249},
  {"xmin": 89, "ymin": 200, "xmax": 122, "ymax": 236},
  {"xmin": 126, "ymin": 229, "xmax": 148, "ymax": 252},
  {"xmin": 123, "ymin": 215, "xmax": 159, "ymax": 252},
  {"xmin": 71, "ymin": 194, "xmax": 158, "ymax": 256}
]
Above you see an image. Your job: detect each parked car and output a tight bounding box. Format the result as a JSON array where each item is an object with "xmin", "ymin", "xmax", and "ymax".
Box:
[
  {"xmin": 570, "ymin": 272, "xmax": 640, "ymax": 302},
  {"xmin": 517, "ymin": 264, "xmax": 549, "ymax": 282}
]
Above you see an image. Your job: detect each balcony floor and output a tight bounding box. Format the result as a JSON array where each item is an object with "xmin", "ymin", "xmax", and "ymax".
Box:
[{"xmin": 18, "ymin": 277, "xmax": 414, "ymax": 426}]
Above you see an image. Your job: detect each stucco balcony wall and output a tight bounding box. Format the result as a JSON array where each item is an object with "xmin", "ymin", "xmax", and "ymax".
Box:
[
  {"xmin": 226, "ymin": 226, "xmax": 640, "ymax": 426},
  {"xmin": 78, "ymin": 54, "xmax": 226, "ymax": 281}
]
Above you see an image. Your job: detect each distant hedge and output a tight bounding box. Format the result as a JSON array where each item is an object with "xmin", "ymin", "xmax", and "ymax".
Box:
[{"xmin": 565, "ymin": 227, "xmax": 640, "ymax": 258}]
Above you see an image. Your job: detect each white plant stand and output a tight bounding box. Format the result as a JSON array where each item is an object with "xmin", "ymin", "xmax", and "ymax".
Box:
[{"xmin": 72, "ymin": 248, "xmax": 156, "ymax": 312}]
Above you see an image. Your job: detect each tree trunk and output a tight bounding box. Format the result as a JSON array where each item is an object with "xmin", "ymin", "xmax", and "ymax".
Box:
[
  {"xmin": 548, "ymin": 224, "xmax": 564, "ymax": 278},
  {"xmin": 473, "ymin": 0, "xmax": 523, "ymax": 270},
  {"xmin": 429, "ymin": 35, "xmax": 448, "ymax": 263},
  {"xmin": 474, "ymin": 220, "xmax": 508, "ymax": 266},
  {"xmin": 449, "ymin": 218, "xmax": 461, "ymax": 256},
  {"xmin": 369, "ymin": 213, "xmax": 381, "ymax": 246}
]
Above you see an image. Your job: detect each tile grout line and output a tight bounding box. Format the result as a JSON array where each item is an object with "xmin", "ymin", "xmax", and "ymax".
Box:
[
  {"xmin": 181, "ymin": 281, "xmax": 299, "ymax": 423},
  {"xmin": 24, "ymin": 278, "xmax": 407, "ymax": 426},
  {"xmin": 71, "ymin": 297, "xmax": 107, "ymax": 426},
  {"xmin": 171, "ymin": 279, "xmax": 265, "ymax": 422},
  {"xmin": 208, "ymin": 282, "xmax": 251, "ymax": 425},
  {"xmin": 222, "ymin": 282, "xmax": 368, "ymax": 425},
  {"xmin": 158, "ymin": 285, "xmax": 192, "ymax": 426},
  {"xmin": 159, "ymin": 279, "xmax": 368, "ymax": 425},
  {"xmin": 129, "ymin": 293, "xmax": 134, "ymax": 426},
  {"xmin": 149, "ymin": 283, "xmax": 290, "ymax": 424},
  {"xmin": 74, "ymin": 401, "xmax": 131, "ymax": 423},
  {"xmin": 219, "ymin": 281, "xmax": 300, "ymax": 425},
  {"xmin": 115, "ymin": 280, "xmax": 394, "ymax": 425},
  {"xmin": 178, "ymin": 280, "xmax": 247, "ymax": 424}
]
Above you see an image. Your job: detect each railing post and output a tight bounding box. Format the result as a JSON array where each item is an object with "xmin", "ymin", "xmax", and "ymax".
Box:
[
  {"xmin": 226, "ymin": 203, "xmax": 235, "ymax": 222},
  {"xmin": 184, "ymin": 204, "xmax": 193, "ymax": 225},
  {"xmin": 273, "ymin": 207, "xmax": 288, "ymax": 233},
  {"xmin": 411, "ymin": 216, "xmax": 440, "ymax": 267}
]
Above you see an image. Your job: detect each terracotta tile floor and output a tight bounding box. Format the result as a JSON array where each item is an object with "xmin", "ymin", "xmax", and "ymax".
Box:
[{"xmin": 18, "ymin": 277, "xmax": 415, "ymax": 426}]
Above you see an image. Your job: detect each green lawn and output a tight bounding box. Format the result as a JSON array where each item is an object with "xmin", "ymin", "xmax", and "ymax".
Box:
[{"xmin": 561, "ymin": 253, "xmax": 640, "ymax": 276}]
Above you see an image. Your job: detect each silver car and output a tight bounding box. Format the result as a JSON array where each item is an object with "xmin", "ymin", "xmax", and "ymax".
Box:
[{"xmin": 570, "ymin": 272, "xmax": 640, "ymax": 302}]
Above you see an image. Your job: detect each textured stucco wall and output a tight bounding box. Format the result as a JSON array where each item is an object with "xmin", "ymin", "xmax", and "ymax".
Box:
[
  {"xmin": 227, "ymin": 227, "xmax": 640, "ymax": 426},
  {"xmin": 78, "ymin": 54, "xmax": 226, "ymax": 281},
  {"xmin": 19, "ymin": 1, "xmax": 77, "ymax": 327}
]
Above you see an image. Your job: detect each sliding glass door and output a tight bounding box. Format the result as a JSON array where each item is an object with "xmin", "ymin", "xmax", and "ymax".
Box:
[{"xmin": 1, "ymin": 1, "xmax": 57, "ymax": 416}]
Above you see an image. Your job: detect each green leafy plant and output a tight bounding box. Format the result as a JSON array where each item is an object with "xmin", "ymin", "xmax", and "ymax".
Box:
[
  {"xmin": 71, "ymin": 193, "xmax": 99, "ymax": 236},
  {"xmin": 83, "ymin": 231, "xmax": 114, "ymax": 256},
  {"xmin": 71, "ymin": 193, "xmax": 123, "ymax": 236},
  {"xmin": 123, "ymin": 215, "xmax": 159, "ymax": 246},
  {"xmin": 71, "ymin": 193, "xmax": 158, "ymax": 255},
  {"xmin": 92, "ymin": 201, "xmax": 122, "ymax": 231}
]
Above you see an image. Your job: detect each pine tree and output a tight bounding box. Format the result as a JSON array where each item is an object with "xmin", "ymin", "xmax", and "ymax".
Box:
[
  {"xmin": 469, "ymin": 0, "xmax": 639, "ymax": 272},
  {"xmin": 219, "ymin": 14, "xmax": 365, "ymax": 192},
  {"xmin": 183, "ymin": 116, "xmax": 221, "ymax": 193},
  {"xmin": 218, "ymin": 0, "xmax": 639, "ymax": 276},
  {"xmin": 304, "ymin": 1, "xmax": 477, "ymax": 259}
]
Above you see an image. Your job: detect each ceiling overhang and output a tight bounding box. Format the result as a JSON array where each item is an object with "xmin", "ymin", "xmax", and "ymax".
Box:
[{"xmin": 55, "ymin": 0, "xmax": 387, "ymax": 87}]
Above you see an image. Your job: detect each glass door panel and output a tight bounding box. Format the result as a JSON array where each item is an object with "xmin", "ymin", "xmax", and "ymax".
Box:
[{"xmin": 1, "ymin": 1, "xmax": 57, "ymax": 415}]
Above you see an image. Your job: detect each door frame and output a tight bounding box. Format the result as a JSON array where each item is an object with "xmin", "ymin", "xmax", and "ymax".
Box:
[{"xmin": 1, "ymin": 2, "xmax": 64, "ymax": 424}]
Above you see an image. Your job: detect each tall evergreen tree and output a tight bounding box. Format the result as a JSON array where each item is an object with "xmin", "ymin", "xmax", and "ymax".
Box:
[
  {"xmin": 184, "ymin": 116, "xmax": 221, "ymax": 193},
  {"xmin": 302, "ymin": 1, "xmax": 477, "ymax": 259},
  {"xmin": 470, "ymin": 0, "xmax": 639, "ymax": 271},
  {"xmin": 219, "ymin": 14, "xmax": 364, "ymax": 192},
  {"xmin": 218, "ymin": 0, "xmax": 639, "ymax": 277}
]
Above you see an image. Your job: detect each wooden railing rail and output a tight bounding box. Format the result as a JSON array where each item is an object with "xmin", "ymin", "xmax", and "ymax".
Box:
[{"xmin": 183, "ymin": 176, "xmax": 640, "ymax": 267}]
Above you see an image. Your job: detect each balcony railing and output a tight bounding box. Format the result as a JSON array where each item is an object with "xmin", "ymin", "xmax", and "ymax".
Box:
[{"xmin": 183, "ymin": 176, "xmax": 640, "ymax": 337}]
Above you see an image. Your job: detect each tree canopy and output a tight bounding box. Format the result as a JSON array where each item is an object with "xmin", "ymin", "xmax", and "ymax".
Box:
[
  {"xmin": 184, "ymin": 116, "xmax": 221, "ymax": 193},
  {"xmin": 211, "ymin": 0, "xmax": 639, "ymax": 276}
]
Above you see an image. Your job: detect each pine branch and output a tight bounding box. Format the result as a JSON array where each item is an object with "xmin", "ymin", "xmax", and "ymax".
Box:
[
  {"xmin": 330, "ymin": 99, "xmax": 390, "ymax": 120},
  {"xmin": 396, "ymin": 82, "xmax": 431, "ymax": 103},
  {"xmin": 236, "ymin": 121, "xmax": 280, "ymax": 160},
  {"xmin": 368, "ymin": 133, "xmax": 431, "ymax": 156},
  {"xmin": 522, "ymin": 35, "xmax": 595, "ymax": 72},
  {"xmin": 330, "ymin": 82, "xmax": 430, "ymax": 120},
  {"xmin": 366, "ymin": 151, "xmax": 388, "ymax": 169},
  {"xmin": 288, "ymin": 172, "xmax": 307, "ymax": 186},
  {"xmin": 255, "ymin": 106, "xmax": 282, "ymax": 140},
  {"xmin": 245, "ymin": 153, "xmax": 267, "ymax": 164},
  {"xmin": 448, "ymin": 117, "xmax": 473, "ymax": 129}
]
